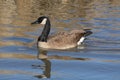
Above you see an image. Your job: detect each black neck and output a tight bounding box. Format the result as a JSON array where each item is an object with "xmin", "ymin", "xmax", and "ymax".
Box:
[{"xmin": 38, "ymin": 18, "xmax": 51, "ymax": 42}]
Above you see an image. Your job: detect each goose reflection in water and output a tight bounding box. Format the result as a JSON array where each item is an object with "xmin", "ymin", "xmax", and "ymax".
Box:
[
  {"xmin": 34, "ymin": 49, "xmax": 90, "ymax": 79},
  {"xmin": 34, "ymin": 50, "xmax": 51, "ymax": 78}
]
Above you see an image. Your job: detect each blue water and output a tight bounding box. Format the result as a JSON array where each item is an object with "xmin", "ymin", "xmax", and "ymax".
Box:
[{"xmin": 0, "ymin": 0, "xmax": 120, "ymax": 80}]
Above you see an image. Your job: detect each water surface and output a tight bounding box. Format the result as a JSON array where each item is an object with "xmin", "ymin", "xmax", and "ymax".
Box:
[{"xmin": 0, "ymin": 0, "xmax": 120, "ymax": 80}]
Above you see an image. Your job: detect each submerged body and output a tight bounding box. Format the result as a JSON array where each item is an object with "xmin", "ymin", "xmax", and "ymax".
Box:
[{"xmin": 31, "ymin": 16, "xmax": 92, "ymax": 50}]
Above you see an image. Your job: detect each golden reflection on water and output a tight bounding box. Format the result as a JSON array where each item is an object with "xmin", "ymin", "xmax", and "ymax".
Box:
[
  {"xmin": 0, "ymin": 53, "xmax": 36, "ymax": 59},
  {"xmin": 0, "ymin": 52, "xmax": 89, "ymax": 61},
  {"xmin": 0, "ymin": 41, "xmax": 26, "ymax": 47},
  {"xmin": 0, "ymin": 0, "xmax": 119, "ymax": 20},
  {"xmin": 0, "ymin": 70, "xmax": 37, "ymax": 75}
]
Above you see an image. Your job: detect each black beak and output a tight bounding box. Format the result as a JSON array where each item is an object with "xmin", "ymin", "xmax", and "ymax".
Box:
[{"xmin": 31, "ymin": 20, "xmax": 39, "ymax": 24}]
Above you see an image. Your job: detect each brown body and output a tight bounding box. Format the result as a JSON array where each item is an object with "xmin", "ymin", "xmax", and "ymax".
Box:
[{"xmin": 38, "ymin": 30, "xmax": 87, "ymax": 49}]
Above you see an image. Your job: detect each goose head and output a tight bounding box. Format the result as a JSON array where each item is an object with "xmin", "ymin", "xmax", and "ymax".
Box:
[
  {"xmin": 31, "ymin": 16, "xmax": 51, "ymax": 42},
  {"xmin": 31, "ymin": 16, "xmax": 48, "ymax": 25}
]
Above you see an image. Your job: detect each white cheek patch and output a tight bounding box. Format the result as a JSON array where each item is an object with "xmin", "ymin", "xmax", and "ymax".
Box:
[
  {"xmin": 77, "ymin": 37, "xmax": 85, "ymax": 45},
  {"xmin": 41, "ymin": 18, "xmax": 47, "ymax": 24}
]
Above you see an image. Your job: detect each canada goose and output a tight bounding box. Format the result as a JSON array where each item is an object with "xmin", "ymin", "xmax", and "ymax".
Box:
[{"xmin": 31, "ymin": 16, "xmax": 92, "ymax": 50}]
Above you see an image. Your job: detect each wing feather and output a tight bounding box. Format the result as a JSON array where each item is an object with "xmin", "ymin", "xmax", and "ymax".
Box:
[{"xmin": 47, "ymin": 30, "xmax": 85, "ymax": 46}]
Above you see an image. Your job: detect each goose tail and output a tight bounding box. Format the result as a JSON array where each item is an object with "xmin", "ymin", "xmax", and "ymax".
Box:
[
  {"xmin": 77, "ymin": 29, "xmax": 92, "ymax": 45},
  {"xmin": 84, "ymin": 29, "xmax": 93, "ymax": 37}
]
